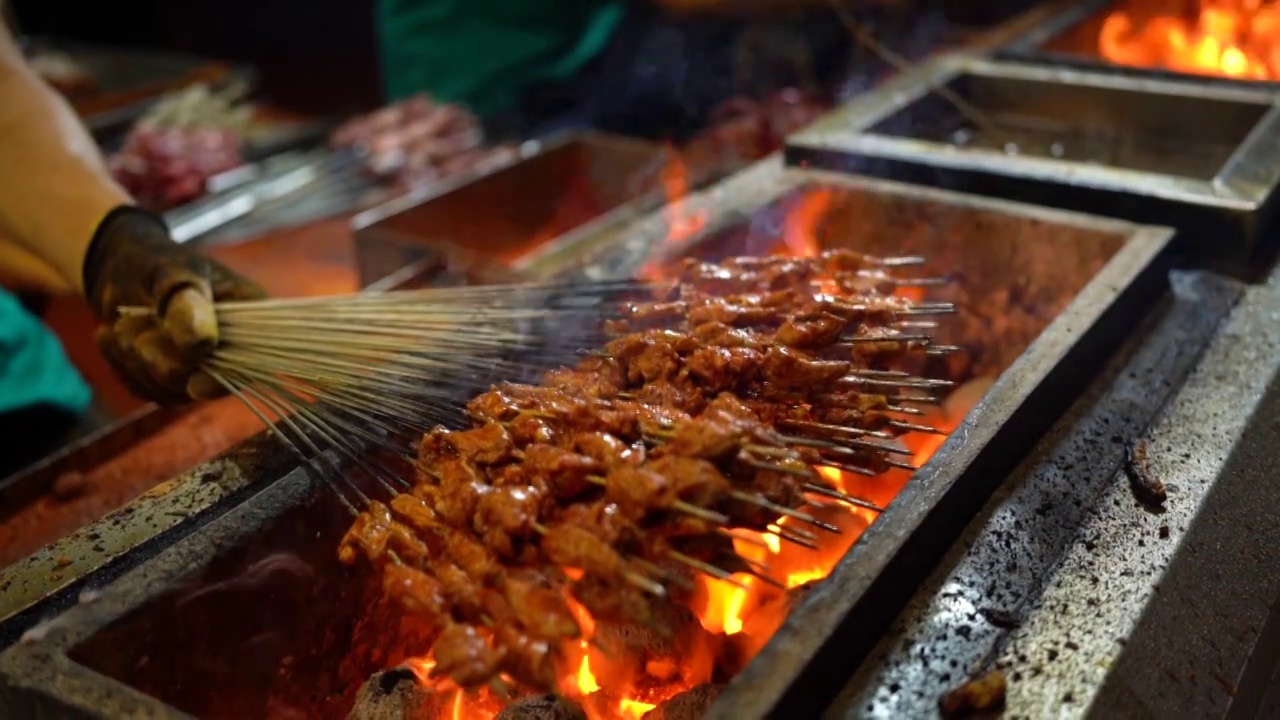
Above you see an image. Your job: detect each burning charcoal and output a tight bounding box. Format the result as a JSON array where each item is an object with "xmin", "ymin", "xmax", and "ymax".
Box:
[
  {"xmin": 594, "ymin": 599, "xmax": 719, "ymax": 687},
  {"xmin": 642, "ymin": 684, "xmax": 726, "ymax": 720},
  {"xmin": 494, "ymin": 694, "xmax": 587, "ymax": 720},
  {"xmin": 741, "ymin": 580, "xmax": 819, "ymax": 645},
  {"xmin": 348, "ymin": 667, "xmax": 435, "ymax": 720},
  {"xmin": 938, "ymin": 670, "xmax": 1006, "ymax": 718}
]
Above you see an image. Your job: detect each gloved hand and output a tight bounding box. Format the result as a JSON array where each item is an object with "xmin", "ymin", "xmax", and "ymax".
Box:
[{"xmin": 83, "ymin": 205, "xmax": 266, "ymax": 404}]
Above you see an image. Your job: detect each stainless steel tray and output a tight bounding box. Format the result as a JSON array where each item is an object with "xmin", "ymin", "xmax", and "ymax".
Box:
[
  {"xmin": 784, "ymin": 53, "xmax": 1280, "ymax": 266},
  {"xmin": 351, "ymin": 131, "xmax": 665, "ymax": 287}
]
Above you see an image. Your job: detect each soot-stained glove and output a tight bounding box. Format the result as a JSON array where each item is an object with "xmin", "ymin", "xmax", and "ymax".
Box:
[{"xmin": 84, "ymin": 205, "xmax": 266, "ymax": 404}]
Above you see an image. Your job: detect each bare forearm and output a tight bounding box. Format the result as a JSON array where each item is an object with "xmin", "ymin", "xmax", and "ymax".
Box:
[{"xmin": 0, "ymin": 28, "xmax": 130, "ymax": 296}]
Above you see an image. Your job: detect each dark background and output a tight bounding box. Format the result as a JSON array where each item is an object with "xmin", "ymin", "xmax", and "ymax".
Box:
[
  {"xmin": 12, "ymin": 0, "xmax": 383, "ymax": 113},
  {"xmin": 9, "ymin": 0, "xmax": 1033, "ymax": 118}
]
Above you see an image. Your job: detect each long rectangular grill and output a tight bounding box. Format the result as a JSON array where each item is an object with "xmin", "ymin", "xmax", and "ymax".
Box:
[{"xmin": 0, "ymin": 154, "xmax": 1170, "ymax": 719}]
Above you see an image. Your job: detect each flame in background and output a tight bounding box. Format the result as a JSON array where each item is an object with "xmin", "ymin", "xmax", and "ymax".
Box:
[
  {"xmin": 1098, "ymin": 0, "xmax": 1280, "ymax": 79},
  {"xmin": 400, "ymin": 186, "xmax": 975, "ymax": 719},
  {"xmin": 638, "ymin": 148, "xmax": 709, "ymax": 283},
  {"xmin": 661, "ymin": 146, "xmax": 709, "ymax": 244}
]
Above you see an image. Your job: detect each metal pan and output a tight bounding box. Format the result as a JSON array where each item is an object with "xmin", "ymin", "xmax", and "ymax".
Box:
[{"xmin": 785, "ymin": 53, "xmax": 1280, "ymax": 268}]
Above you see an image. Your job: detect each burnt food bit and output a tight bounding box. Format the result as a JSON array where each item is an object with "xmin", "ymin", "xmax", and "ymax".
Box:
[
  {"xmin": 1124, "ymin": 438, "xmax": 1167, "ymax": 507},
  {"xmin": 938, "ymin": 670, "xmax": 1007, "ymax": 718}
]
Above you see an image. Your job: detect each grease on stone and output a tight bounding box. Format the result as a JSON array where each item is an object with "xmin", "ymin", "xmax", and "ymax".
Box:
[{"xmin": 939, "ymin": 670, "xmax": 1007, "ymax": 718}]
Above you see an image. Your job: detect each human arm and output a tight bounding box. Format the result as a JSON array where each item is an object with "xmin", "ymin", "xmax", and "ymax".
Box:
[
  {"xmin": 0, "ymin": 24, "xmax": 130, "ymax": 295},
  {"xmin": 0, "ymin": 23, "xmax": 265, "ymax": 402}
]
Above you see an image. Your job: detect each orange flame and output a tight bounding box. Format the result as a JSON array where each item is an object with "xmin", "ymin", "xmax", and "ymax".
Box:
[
  {"xmin": 783, "ymin": 189, "xmax": 835, "ymax": 259},
  {"xmin": 1098, "ymin": 0, "xmax": 1280, "ymax": 79},
  {"xmin": 662, "ymin": 146, "xmax": 708, "ymax": 244}
]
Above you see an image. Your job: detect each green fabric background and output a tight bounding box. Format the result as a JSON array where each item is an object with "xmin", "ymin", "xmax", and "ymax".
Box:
[
  {"xmin": 0, "ymin": 288, "xmax": 91, "ymax": 417},
  {"xmin": 376, "ymin": 0, "xmax": 625, "ymax": 116}
]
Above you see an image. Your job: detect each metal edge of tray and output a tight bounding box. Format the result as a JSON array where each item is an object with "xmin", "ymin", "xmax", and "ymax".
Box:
[
  {"xmin": 692, "ymin": 162, "xmax": 1177, "ymax": 718},
  {"xmin": 0, "ymin": 405, "xmax": 192, "ymax": 507},
  {"xmin": 783, "ymin": 53, "xmax": 1280, "ymax": 266},
  {"xmin": 991, "ymin": 0, "xmax": 1280, "ymax": 92},
  {"xmin": 0, "ymin": 428, "xmax": 299, "ymax": 643},
  {"xmin": 350, "ymin": 130, "xmax": 668, "ymax": 288},
  {"xmin": 0, "ymin": 157, "xmax": 1174, "ymax": 720},
  {"xmin": 0, "ymin": 464, "xmax": 322, "ymax": 719}
]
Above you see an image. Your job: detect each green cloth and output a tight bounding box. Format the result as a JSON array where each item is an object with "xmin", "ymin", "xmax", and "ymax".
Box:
[
  {"xmin": 375, "ymin": 0, "xmax": 626, "ymax": 117},
  {"xmin": 0, "ymin": 289, "xmax": 91, "ymax": 417}
]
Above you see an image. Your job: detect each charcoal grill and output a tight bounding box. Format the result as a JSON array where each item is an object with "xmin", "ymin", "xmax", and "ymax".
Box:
[
  {"xmin": 994, "ymin": 0, "xmax": 1280, "ymax": 91},
  {"xmin": 785, "ymin": 54, "xmax": 1280, "ymax": 268},
  {"xmin": 0, "ymin": 157, "xmax": 1172, "ymax": 719}
]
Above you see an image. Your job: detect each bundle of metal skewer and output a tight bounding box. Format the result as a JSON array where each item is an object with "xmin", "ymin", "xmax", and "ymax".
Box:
[{"xmin": 174, "ymin": 249, "xmax": 958, "ymax": 694}]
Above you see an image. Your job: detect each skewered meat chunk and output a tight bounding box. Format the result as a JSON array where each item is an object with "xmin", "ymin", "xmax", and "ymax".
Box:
[
  {"xmin": 521, "ymin": 444, "xmax": 602, "ymax": 497},
  {"xmin": 645, "ymin": 456, "xmax": 733, "ymax": 507},
  {"xmin": 474, "ymin": 485, "xmax": 541, "ymax": 556},
  {"xmin": 683, "ymin": 346, "xmax": 763, "ymax": 392},
  {"xmin": 389, "ymin": 493, "xmax": 438, "ymax": 535},
  {"xmin": 383, "ymin": 563, "xmax": 448, "ymax": 620},
  {"xmin": 433, "ymin": 623, "xmax": 504, "ymax": 687},
  {"xmin": 339, "ymin": 501, "xmax": 393, "ymax": 564},
  {"xmin": 508, "ymin": 413, "xmax": 557, "ymax": 445},
  {"xmin": 602, "ymin": 465, "xmax": 675, "ymax": 515},
  {"xmin": 571, "ymin": 574, "xmax": 656, "ymax": 627},
  {"xmin": 760, "ymin": 345, "xmax": 849, "ymax": 389},
  {"xmin": 502, "ymin": 577, "xmax": 581, "ymax": 642},
  {"xmin": 631, "ymin": 380, "xmax": 707, "ymax": 414},
  {"xmin": 433, "ymin": 458, "xmax": 489, "ymax": 526},
  {"xmin": 494, "ymin": 621, "xmax": 559, "ymax": 691},
  {"xmin": 445, "ymin": 422, "xmax": 517, "ymax": 465},
  {"xmin": 774, "ymin": 311, "xmax": 847, "ymax": 349},
  {"xmin": 539, "ymin": 524, "xmax": 628, "ymax": 580},
  {"xmin": 574, "ymin": 432, "xmax": 643, "ymax": 468}
]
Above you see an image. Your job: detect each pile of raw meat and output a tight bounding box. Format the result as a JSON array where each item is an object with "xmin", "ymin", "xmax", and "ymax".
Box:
[
  {"xmin": 330, "ymin": 94, "xmax": 518, "ymax": 190},
  {"xmin": 107, "ymin": 84, "xmax": 252, "ymax": 211}
]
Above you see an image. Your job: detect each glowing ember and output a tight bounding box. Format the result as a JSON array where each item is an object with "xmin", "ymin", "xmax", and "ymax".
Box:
[{"xmin": 1098, "ymin": 0, "xmax": 1280, "ymax": 80}]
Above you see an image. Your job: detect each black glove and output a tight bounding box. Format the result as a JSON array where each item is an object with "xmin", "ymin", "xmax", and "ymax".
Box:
[{"xmin": 84, "ymin": 205, "xmax": 266, "ymax": 403}]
